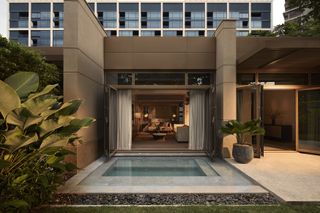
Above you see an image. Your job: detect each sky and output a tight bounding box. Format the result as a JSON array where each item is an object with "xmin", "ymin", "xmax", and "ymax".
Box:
[{"xmin": 0, "ymin": 0, "xmax": 285, "ymax": 38}]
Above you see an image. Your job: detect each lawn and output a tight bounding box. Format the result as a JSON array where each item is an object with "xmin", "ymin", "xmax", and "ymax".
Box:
[{"xmin": 39, "ymin": 204, "xmax": 320, "ymax": 213}]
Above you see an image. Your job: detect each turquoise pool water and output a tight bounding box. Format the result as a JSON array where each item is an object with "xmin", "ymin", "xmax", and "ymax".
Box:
[{"xmin": 103, "ymin": 157, "xmax": 218, "ymax": 176}]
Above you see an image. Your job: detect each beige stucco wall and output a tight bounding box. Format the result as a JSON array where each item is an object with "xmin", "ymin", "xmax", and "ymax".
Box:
[
  {"xmin": 64, "ymin": 0, "xmax": 106, "ymax": 169},
  {"xmin": 104, "ymin": 37, "xmax": 216, "ymax": 70}
]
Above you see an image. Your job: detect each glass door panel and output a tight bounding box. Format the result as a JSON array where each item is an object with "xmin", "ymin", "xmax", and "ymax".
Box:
[
  {"xmin": 237, "ymin": 84, "xmax": 264, "ymax": 157},
  {"xmin": 298, "ymin": 88, "xmax": 320, "ymax": 154},
  {"xmin": 105, "ymin": 86, "xmax": 117, "ymax": 159}
]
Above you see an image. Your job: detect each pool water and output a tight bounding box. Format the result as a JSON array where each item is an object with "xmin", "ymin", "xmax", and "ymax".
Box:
[{"xmin": 103, "ymin": 157, "xmax": 218, "ymax": 176}]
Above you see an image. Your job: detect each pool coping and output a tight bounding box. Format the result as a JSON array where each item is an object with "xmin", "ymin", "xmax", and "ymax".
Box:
[{"xmin": 58, "ymin": 156, "xmax": 269, "ymax": 195}]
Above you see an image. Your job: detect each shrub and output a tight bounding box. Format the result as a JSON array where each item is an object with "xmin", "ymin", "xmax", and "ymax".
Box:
[
  {"xmin": 0, "ymin": 72, "xmax": 95, "ymax": 212},
  {"xmin": 0, "ymin": 35, "xmax": 62, "ymax": 94}
]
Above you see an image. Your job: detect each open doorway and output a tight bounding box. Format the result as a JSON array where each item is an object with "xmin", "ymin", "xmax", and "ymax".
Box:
[
  {"xmin": 263, "ymin": 90, "xmax": 296, "ymax": 151},
  {"xmin": 132, "ymin": 90, "xmax": 190, "ymax": 151}
]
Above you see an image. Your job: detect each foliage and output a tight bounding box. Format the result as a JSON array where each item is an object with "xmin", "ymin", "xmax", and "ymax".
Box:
[
  {"xmin": 0, "ymin": 35, "xmax": 62, "ymax": 94},
  {"xmin": 273, "ymin": 20, "xmax": 320, "ymax": 37},
  {"xmin": 287, "ymin": 0, "xmax": 320, "ymax": 22},
  {"xmin": 0, "ymin": 72, "xmax": 95, "ymax": 212},
  {"xmin": 221, "ymin": 119, "xmax": 265, "ymax": 145}
]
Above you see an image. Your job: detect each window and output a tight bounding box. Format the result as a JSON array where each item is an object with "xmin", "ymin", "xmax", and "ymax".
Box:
[
  {"xmin": 188, "ymin": 73, "xmax": 211, "ymax": 85},
  {"xmin": 141, "ymin": 30, "xmax": 161, "ymax": 36},
  {"xmin": 311, "ymin": 74, "xmax": 320, "ymax": 85},
  {"xmin": 53, "ymin": 30, "xmax": 63, "ymax": 47},
  {"xmin": 31, "ymin": 3, "xmax": 50, "ymax": 28},
  {"xmin": 236, "ymin": 31, "xmax": 249, "ymax": 37},
  {"xmin": 88, "ymin": 3, "xmax": 95, "ymax": 13},
  {"xmin": 207, "ymin": 30, "xmax": 215, "ymax": 37},
  {"xmin": 163, "ymin": 30, "xmax": 183, "ymax": 37},
  {"xmin": 207, "ymin": 3, "xmax": 227, "ymax": 28},
  {"xmin": 251, "ymin": 3, "xmax": 271, "ymax": 28},
  {"xmin": 31, "ymin": 30, "xmax": 50, "ymax": 46},
  {"xmin": 259, "ymin": 73, "xmax": 309, "ymax": 85},
  {"xmin": 237, "ymin": 74, "xmax": 255, "ymax": 85},
  {"xmin": 98, "ymin": 3, "xmax": 117, "ymax": 28},
  {"xmin": 119, "ymin": 3, "xmax": 139, "ymax": 28},
  {"xmin": 106, "ymin": 30, "xmax": 117, "ymax": 36},
  {"xmin": 135, "ymin": 73, "xmax": 185, "ymax": 85},
  {"xmin": 10, "ymin": 3, "xmax": 28, "ymax": 28},
  {"xmin": 119, "ymin": 30, "xmax": 139, "ymax": 36},
  {"xmin": 185, "ymin": 30, "xmax": 205, "ymax": 37},
  {"xmin": 185, "ymin": 4, "xmax": 205, "ymax": 28},
  {"xmin": 141, "ymin": 3, "xmax": 161, "ymax": 28},
  {"xmin": 9, "ymin": 31, "xmax": 28, "ymax": 45},
  {"xmin": 163, "ymin": 4, "xmax": 183, "ymax": 29},
  {"xmin": 53, "ymin": 3, "xmax": 63, "ymax": 28},
  {"xmin": 230, "ymin": 3, "xmax": 249, "ymax": 28}
]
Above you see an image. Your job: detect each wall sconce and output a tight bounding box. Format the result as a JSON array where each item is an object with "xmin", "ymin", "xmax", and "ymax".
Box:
[
  {"xmin": 144, "ymin": 113, "xmax": 149, "ymax": 118},
  {"xmin": 172, "ymin": 114, "xmax": 176, "ymax": 118}
]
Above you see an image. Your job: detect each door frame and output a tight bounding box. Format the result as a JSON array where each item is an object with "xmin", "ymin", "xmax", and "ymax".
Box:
[
  {"xmin": 104, "ymin": 86, "xmax": 118, "ymax": 159},
  {"xmin": 296, "ymin": 87, "xmax": 320, "ymax": 155},
  {"xmin": 236, "ymin": 84, "xmax": 264, "ymax": 157}
]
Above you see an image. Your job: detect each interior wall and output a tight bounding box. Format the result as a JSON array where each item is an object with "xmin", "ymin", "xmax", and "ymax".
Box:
[
  {"xmin": 64, "ymin": 0, "xmax": 106, "ymax": 169},
  {"xmin": 264, "ymin": 90, "xmax": 296, "ymax": 141}
]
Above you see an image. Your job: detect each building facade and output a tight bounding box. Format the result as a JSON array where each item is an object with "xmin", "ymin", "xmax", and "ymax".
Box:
[
  {"xmin": 8, "ymin": 0, "xmax": 272, "ymax": 47},
  {"xmin": 283, "ymin": 0, "xmax": 310, "ymax": 23}
]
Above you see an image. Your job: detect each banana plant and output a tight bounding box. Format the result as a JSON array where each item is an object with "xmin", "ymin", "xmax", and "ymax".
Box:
[{"xmin": 0, "ymin": 72, "xmax": 95, "ymax": 212}]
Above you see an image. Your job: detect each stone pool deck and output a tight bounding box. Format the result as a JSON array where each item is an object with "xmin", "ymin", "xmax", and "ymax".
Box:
[
  {"xmin": 226, "ymin": 152, "xmax": 320, "ymax": 202},
  {"xmin": 58, "ymin": 156, "xmax": 267, "ymax": 195}
]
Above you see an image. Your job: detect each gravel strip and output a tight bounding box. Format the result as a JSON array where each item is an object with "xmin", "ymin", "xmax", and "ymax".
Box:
[{"xmin": 50, "ymin": 193, "xmax": 279, "ymax": 205}]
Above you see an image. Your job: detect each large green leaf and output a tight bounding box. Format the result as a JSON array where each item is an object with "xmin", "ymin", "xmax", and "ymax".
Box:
[
  {"xmin": 12, "ymin": 174, "xmax": 29, "ymax": 186},
  {"xmin": 4, "ymin": 127, "xmax": 38, "ymax": 152},
  {"xmin": 40, "ymin": 134, "xmax": 70, "ymax": 149},
  {"xmin": 1, "ymin": 199, "xmax": 29, "ymax": 209},
  {"xmin": 4, "ymin": 72, "xmax": 39, "ymax": 98},
  {"xmin": 27, "ymin": 84, "xmax": 58, "ymax": 101},
  {"xmin": 59, "ymin": 118, "xmax": 95, "ymax": 136},
  {"xmin": 22, "ymin": 96, "xmax": 58, "ymax": 116},
  {"xmin": 0, "ymin": 80, "xmax": 21, "ymax": 119},
  {"xmin": 6, "ymin": 107, "xmax": 43, "ymax": 130}
]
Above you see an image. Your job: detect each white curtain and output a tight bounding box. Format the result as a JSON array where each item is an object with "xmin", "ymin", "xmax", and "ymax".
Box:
[
  {"xmin": 189, "ymin": 90, "xmax": 206, "ymax": 150},
  {"xmin": 117, "ymin": 90, "xmax": 132, "ymax": 150}
]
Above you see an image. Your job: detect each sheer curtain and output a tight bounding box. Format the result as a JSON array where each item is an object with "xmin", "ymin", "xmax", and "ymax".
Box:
[
  {"xmin": 117, "ymin": 90, "xmax": 132, "ymax": 150},
  {"xmin": 189, "ymin": 90, "xmax": 206, "ymax": 150}
]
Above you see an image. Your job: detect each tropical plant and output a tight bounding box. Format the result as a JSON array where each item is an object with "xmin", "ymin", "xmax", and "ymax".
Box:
[
  {"xmin": 0, "ymin": 36, "xmax": 62, "ymax": 94},
  {"xmin": 0, "ymin": 72, "xmax": 95, "ymax": 212},
  {"xmin": 221, "ymin": 119, "xmax": 265, "ymax": 145}
]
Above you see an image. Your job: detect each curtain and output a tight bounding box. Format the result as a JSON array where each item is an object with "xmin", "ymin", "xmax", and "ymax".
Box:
[
  {"xmin": 117, "ymin": 90, "xmax": 132, "ymax": 150},
  {"xmin": 189, "ymin": 90, "xmax": 206, "ymax": 150}
]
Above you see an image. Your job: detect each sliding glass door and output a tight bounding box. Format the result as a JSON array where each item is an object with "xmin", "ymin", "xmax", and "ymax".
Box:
[
  {"xmin": 237, "ymin": 84, "xmax": 264, "ymax": 157},
  {"xmin": 105, "ymin": 86, "xmax": 117, "ymax": 158},
  {"xmin": 298, "ymin": 88, "xmax": 320, "ymax": 154}
]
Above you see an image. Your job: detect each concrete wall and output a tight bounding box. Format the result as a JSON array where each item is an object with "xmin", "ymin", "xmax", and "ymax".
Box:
[
  {"xmin": 104, "ymin": 37, "xmax": 216, "ymax": 70},
  {"xmin": 64, "ymin": 0, "xmax": 106, "ymax": 169},
  {"xmin": 215, "ymin": 20, "xmax": 237, "ymax": 158}
]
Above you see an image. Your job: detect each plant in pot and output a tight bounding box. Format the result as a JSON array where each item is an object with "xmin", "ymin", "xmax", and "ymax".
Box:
[{"xmin": 221, "ymin": 119, "xmax": 265, "ymax": 164}]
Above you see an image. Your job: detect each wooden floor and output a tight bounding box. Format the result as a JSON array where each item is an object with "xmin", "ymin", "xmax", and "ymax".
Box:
[{"xmin": 132, "ymin": 132, "xmax": 189, "ymax": 150}]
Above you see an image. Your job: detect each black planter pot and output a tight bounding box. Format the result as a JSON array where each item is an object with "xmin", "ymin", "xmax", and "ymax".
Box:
[{"xmin": 232, "ymin": 143, "xmax": 254, "ymax": 164}]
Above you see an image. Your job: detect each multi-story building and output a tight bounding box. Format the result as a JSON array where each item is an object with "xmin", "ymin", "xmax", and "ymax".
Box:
[
  {"xmin": 283, "ymin": 0, "xmax": 311, "ymax": 23},
  {"xmin": 7, "ymin": 0, "xmax": 272, "ymax": 47}
]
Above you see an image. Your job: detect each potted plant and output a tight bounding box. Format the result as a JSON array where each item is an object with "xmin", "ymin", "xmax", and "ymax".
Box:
[{"xmin": 221, "ymin": 119, "xmax": 265, "ymax": 164}]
